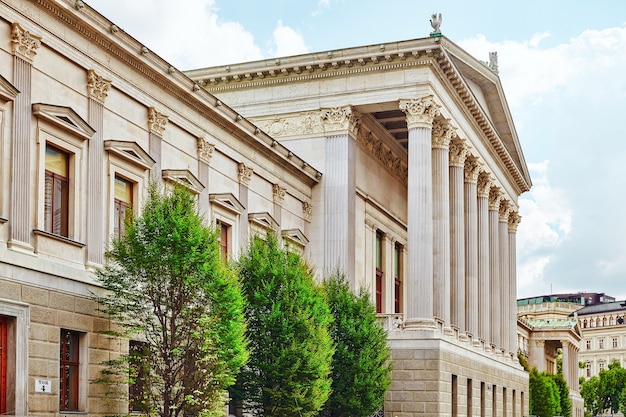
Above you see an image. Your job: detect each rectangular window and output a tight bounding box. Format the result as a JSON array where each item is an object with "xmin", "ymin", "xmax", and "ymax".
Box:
[
  {"xmin": 375, "ymin": 231, "xmax": 383, "ymax": 313},
  {"xmin": 492, "ymin": 385, "xmax": 496, "ymax": 417},
  {"xmin": 217, "ymin": 220, "xmax": 230, "ymax": 259},
  {"xmin": 394, "ymin": 242, "xmax": 403, "ymax": 314},
  {"xmin": 451, "ymin": 374, "xmax": 458, "ymax": 417},
  {"xmin": 480, "ymin": 382, "xmax": 486, "ymax": 417},
  {"xmin": 586, "ymin": 361, "xmax": 592, "ymax": 377},
  {"xmin": 0, "ymin": 316, "xmax": 7, "ymax": 415},
  {"xmin": 586, "ymin": 340, "xmax": 591, "ymax": 350},
  {"xmin": 613, "ymin": 337, "xmax": 618, "ymax": 348},
  {"xmin": 502, "ymin": 387, "xmax": 507, "ymax": 417},
  {"xmin": 59, "ymin": 329, "xmax": 80, "ymax": 411},
  {"xmin": 467, "ymin": 378, "xmax": 472, "ymax": 417},
  {"xmin": 599, "ymin": 338, "xmax": 605, "ymax": 349},
  {"xmin": 45, "ymin": 144, "xmax": 69, "ymax": 237},
  {"xmin": 129, "ymin": 341, "xmax": 149, "ymax": 413},
  {"xmin": 114, "ymin": 176, "xmax": 133, "ymax": 239}
]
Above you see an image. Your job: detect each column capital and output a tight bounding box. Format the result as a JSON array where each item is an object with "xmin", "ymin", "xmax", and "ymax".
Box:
[
  {"xmin": 488, "ymin": 187, "xmax": 503, "ymax": 210},
  {"xmin": 87, "ymin": 69, "xmax": 112, "ymax": 105},
  {"xmin": 498, "ymin": 199, "xmax": 511, "ymax": 222},
  {"xmin": 148, "ymin": 107, "xmax": 168, "ymax": 137},
  {"xmin": 273, "ymin": 183, "xmax": 286, "ymax": 205},
  {"xmin": 432, "ymin": 118, "xmax": 456, "ymax": 149},
  {"xmin": 449, "ymin": 138, "xmax": 469, "ymax": 167},
  {"xmin": 320, "ymin": 106, "xmax": 360, "ymax": 136},
  {"xmin": 477, "ymin": 172, "xmax": 493, "ymax": 197},
  {"xmin": 197, "ymin": 137, "xmax": 215, "ymax": 163},
  {"xmin": 399, "ymin": 96, "xmax": 441, "ymax": 129},
  {"xmin": 238, "ymin": 162, "xmax": 253, "ymax": 186},
  {"xmin": 302, "ymin": 201, "xmax": 313, "ymax": 222},
  {"xmin": 508, "ymin": 211, "xmax": 522, "ymax": 233},
  {"xmin": 11, "ymin": 23, "xmax": 41, "ymax": 63},
  {"xmin": 464, "ymin": 156, "xmax": 482, "ymax": 183}
]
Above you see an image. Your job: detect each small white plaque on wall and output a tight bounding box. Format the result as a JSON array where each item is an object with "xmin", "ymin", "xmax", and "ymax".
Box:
[{"xmin": 35, "ymin": 379, "xmax": 52, "ymax": 393}]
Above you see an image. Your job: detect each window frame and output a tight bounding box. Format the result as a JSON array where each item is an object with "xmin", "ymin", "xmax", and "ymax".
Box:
[
  {"xmin": 375, "ymin": 230, "xmax": 384, "ymax": 314},
  {"xmin": 209, "ymin": 193, "xmax": 244, "ymax": 259},
  {"xmin": 59, "ymin": 329, "xmax": 83, "ymax": 412}
]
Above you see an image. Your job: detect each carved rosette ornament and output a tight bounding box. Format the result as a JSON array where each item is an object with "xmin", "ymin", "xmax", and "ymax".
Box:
[
  {"xmin": 148, "ymin": 107, "xmax": 168, "ymax": 137},
  {"xmin": 488, "ymin": 187, "xmax": 503, "ymax": 211},
  {"xmin": 302, "ymin": 201, "xmax": 313, "ymax": 222},
  {"xmin": 449, "ymin": 138, "xmax": 469, "ymax": 167},
  {"xmin": 399, "ymin": 96, "xmax": 441, "ymax": 129},
  {"xmin": 273, "ymin": 184, "xmax": 286, "ymax": 205},
  {"xmin": 477, "ymin": 172, "xmax": 493, "ymax": 197},
  {"xmin": 498, "ymin": 199, "xmax": 510, "ymax": 222},
  {"xmin": 87, "ymin": 69, "xmax": 111, "ymax": 105},
  {"xmin": 11, "ymin": 23, "xmax": 42, "ymax": 63},
  {"xmin": 238, "ymin": 162, "xmax": 253, "ymax": 186},
  {"xmin": 197, "ymin": 137, "xmax": 215, "ymax": 164},
  {"xmin": 464, "ymin": 156, "xmax": 482, "ymax": 184},
  {"xmin": 508, "ymin": 211, "xmax": 522, "ymax": 233},
  {"xmin": 320, "ymin": 106, "xmax": 360, "ymax": 136}
]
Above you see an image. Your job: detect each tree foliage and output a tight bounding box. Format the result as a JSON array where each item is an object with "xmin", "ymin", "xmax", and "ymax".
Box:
[
  {"xmin": 581, "ymin": 360, "xmax": 626, "ymax": 416},
  {"xmin": 529, "ymin": 368, "xmax": 562, "ymax": 417},
  {"xmin": 235, "ymin": 233, "xmax": 334, "ymax": 417},
  {"xmin": 94, "ymin": 183, "xmax": 248, "ymax": 417},
  {"xmin": 321, "ymin": 271, "xmax": 392, "ymax": 417}
]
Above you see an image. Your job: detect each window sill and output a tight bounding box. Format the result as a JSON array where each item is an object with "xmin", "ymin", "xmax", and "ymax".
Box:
[{"xmin": 33, "ymin": 229, "xmax": 86, "ymax": 248}]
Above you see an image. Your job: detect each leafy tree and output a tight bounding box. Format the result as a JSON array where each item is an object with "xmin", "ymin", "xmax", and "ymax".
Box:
[
  {"xmin": 529, "ymin": 368, "xmax": 561, "ymax": 417},
  {"xmin": 94, "ymin": 183, "xmax": 248, "ymax": 417},
  {"xmin": 550, "ymin": 373, "xmax": 571, "ymax": 417},
  {"xmin": 321, "ymin": 271, "xmax": 392, "ymax": 417},
  {"xmin": 581, "ymin": 360, "xmax": 626, "ymax": 415},
  {"xmin": 235, "ymin": 233, "xmax": 334, "ymax": 417}
]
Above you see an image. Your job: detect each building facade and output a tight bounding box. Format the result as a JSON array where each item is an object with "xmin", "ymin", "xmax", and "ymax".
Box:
[{"xmin": 0, "ymin": 1, "xmax": 531, "ymax": 416}]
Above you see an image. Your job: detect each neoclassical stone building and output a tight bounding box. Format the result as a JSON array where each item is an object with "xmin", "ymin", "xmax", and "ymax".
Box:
[
  {"xmin": 0, "ymin": 1, "xmax": 531, "ymax": 416},
  {"xmin": 187, "ymin": 29, "xmax": 531, "ymax": 417}
]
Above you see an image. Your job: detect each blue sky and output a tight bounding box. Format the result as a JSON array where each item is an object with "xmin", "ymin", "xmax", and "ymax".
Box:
[{"xmin": 87, "ymin": 0, "xmax": 626, "ymax": 300}]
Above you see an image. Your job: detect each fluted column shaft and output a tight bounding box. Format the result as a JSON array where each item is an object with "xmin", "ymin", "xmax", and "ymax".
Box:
[
  {"xmin": 464, "ymin": 158, "xmax": 481, "ymax": 341},
  {"xmin": 449, "ymin": 139, "xmax": 467, "ymax": 332},
  {"xmin": 400, "ymin": 97, "xmax": 440, "ymax": 327},
  {"xmin": 87, "ymin": 99, "xmax": 104, "ymax": 264},
  {"xmin": 562, "ymin": 341, "xmax": 570, "ymax": 389},
  {"xmin": 509, "ymin": 212, "xmax": 521, "ymax": 358},
  {"xmin": 488, "ymin": 187, "xmax": 502, "ymax": 349},
  {"xmin": 499, "ymin": 201, "xmax": 510, "ymax": 355},
  {"xmin": 477, "ymin": 174, "xmax": 492, "ymax": 344}
]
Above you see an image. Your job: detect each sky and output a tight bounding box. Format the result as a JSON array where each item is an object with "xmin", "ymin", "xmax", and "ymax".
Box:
[{"xmin": 87, "ymin": 0, "xmax": 626, "ymax": 300}]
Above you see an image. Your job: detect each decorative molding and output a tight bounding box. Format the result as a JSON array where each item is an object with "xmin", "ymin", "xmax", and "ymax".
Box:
[
  {"xmin": 238, "ymin": 162, "xmax": 253, "ymax": 186},
  {"xmin": 477, "ymin": 172, "xmax": 492, "ymax": 197},
  {"xmin": 11, "ymin": 23, "xmax": 42, "ymax": 63},
  {"xmin": 302, "ymin": 201, "xmax": 313, "ymax": 222},
  {"xmin": 508, "ymin": 211, "xmax": 521, "ymax": 233},
  {"xmin": 399, "ymin": 96, "xmax": 441, "ymax": 129},
  {"xmin": 431, "ymin": 118, "xmax": 456, "ymax": 149},
  {"xmin": 148, "ymin": 107, "xmax": 168, "ymax": 137},
  {"xmin": 249, "ymin": 212, "xmax": 279, "ymax": 232},
  {"xmin": 282, "ymin": 228, "xmax": 309, "ymax": 248},
  {"xmin": 273, "ymin": 184, "xmax": 286, "ymax": 205},
  {"xmin": 86, "ymin": 69, "xmax": 111, "ymax": 104},
  {"xmin": 320, "ymin": 106, "xmax": 360, "ymax": 136},
  {"xmin": 197, "ymin": 137, "xmax": 215, "ymax": 163},
  {"xmin": 209, "ymin": 193, "xmax": 245, "ymax": 215},
  {"xmin": 32, "ymin": 103, "xmax": 95, "ymax": 140},
  {"xmin": 449, "ymin": 138, "xmax": 469, "ymax": 167},
  {"xmin": 488, "ymin": 187, "xmax": 503, "ymax": 210},
  {"xmin": 255, "ymin": 111, "xmax": 323, "ymax": 138},
  {"xmin": 0, "ymin": 74, "xmax": 19, "ymax": 102},
  {"xmin": 498, "ymin": 199, "xmax": 510, "ymax": 222},
  {"xmin": 104, "ymin": 140, "xmax": 155, "ymax": 170},
  {"xmin": 355, "ymin": 127, "xmax": 408, "ymax": 186},
  {"xmin": 162, "ymin": 169, "xmax": 204, "ymax": 194},
  {"xmin": 464, "ymin": 156, "xmax": 482, "ymax": 183}
]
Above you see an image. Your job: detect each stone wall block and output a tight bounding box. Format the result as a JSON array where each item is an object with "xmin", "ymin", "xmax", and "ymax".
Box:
[
  {"xmin": 29, "ymin": 322, "xmax": 49, "ymax": 341},
  {"xmin": 30, "ymin": 305, "xmax": 57, "ymax": 325},
  {"xmin": 49, "ymin": 291, "xmax": 75, "ymax": 312},
  {"xmin": 29, "ymin": 340, "xmax": 58, "ymax": 360},
  {"xmin": 75, "ymin": 297, "xmax": 100, "ymax": 316},
  {"xmin": 0, "ymin": 279, "xmax": 21, "ymax": 300},
  {"xmin": 57, "ymin": 310, "xmax": 92, "ymax": 331},
  {"xmin": 22, "ymin": 285, "xmax": 49, "ymax": 306}
]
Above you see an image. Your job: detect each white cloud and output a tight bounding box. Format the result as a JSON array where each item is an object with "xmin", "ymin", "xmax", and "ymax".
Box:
[
  {"xmin": 268, "ymin": 20, "xmax": 309, "ymax": 58},
  {"xmin": 517, "ymin": 255, "xmax": 551, "ymax": 296}
]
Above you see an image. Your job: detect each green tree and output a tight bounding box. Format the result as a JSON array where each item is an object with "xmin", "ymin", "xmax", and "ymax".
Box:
[
  {"xmin": 235, "ymin": 233, "xmax": 334, "ymax": 417},
  {"xmin": 581, "ymin": 360, "xmax": 626, "ymax": 415},
  {"xmin": 550, "ymin": 373, "xmax": 571, "ymax": 417},
  {"xmin": 529, "ymin": 368, "xmax": 561, "ymax": 417},
  {"xmin": 321, "ymin": 271, "xmax": 392, "ymax": 417},
  {"xmin": 94, "ymin": 183, "xmax": 248, "ymax": 417}
]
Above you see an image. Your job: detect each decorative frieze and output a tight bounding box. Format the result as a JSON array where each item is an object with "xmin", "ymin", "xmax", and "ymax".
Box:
[
  {"xmin": 273, "ymin": 184, "xmax": 286, "ymax": 205},
  {"xmin": 148, "ymin": 107, "xmax": 168, "ymax": 137},
  {"xmin": 508, "ymin": 211, "xmax": 522, "ymax": 233},
  {"xmin": 86, "ymin": 69, "xmax": 111, "ymax": 104},
  {"xmin": 449, "ymin": 138, "xmax": 469, "ymax": 167},
  {"xmin": 11, "ymin": 23, "xmax": 41, "ymax": 62},
  {"xmin": 464, "ymin": 156, "xmax": 482, "ymax": 183},
  {"xmin": 355, "ymin": 128, "xmax": 408, "ymax": 185},
  {"xmin": 197, "ymin": 137, "xmax": 215, "ymax": 163},
  {"xmin": 238, "ymin": 162, "xmax": 253, "ymax": 186},
  {"xmin": 399, "ymin": 96, "xmax": 441, "ymax": 129},
  {"xmin": 302, "ymin": 201, "xmax": 313, "ymax": 222},
  {"xmin": 256, "ymin": 111, "xmax": 322, "ymax": 137}
]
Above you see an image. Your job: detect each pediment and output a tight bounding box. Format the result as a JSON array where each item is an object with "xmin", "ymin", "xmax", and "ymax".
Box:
[
  {"xmin": 32, "ymin": 103, "xmax": 95, "ymax": 140},
  {"xmin": 104, "ymin": 140, "xmax": 155, "ymax": 170},
  {"xmin": 248, "ymin": 212, "xmax": 278, "ymax": 231},
  {"xmin": 162, "ymin": 169, "xmax": 204, "ymax": 194},
  {"xmin": 209, "ymin": 192, "xmax": 245, "ymax": 215},
  {"xmin": 281, "ymin": 228, "xmax": 309, "ymax": 247},
  {"xmin": 0, "ymin": 74, "xmax": 19, "ymax": 102}
]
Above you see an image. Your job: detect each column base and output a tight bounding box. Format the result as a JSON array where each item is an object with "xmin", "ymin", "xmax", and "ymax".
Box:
[{"xmin": 404, "ymin": 317, "xmax": 436, "ymax": 329}]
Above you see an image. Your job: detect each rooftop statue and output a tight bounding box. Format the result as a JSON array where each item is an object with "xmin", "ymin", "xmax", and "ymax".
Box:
[{"xmin": 430, "ymin": 13, "xmax": 442, "ymax": 36}]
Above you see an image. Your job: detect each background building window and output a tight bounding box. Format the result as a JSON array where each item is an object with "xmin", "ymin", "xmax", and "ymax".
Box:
[
  {"xmin": 114, "ymin": 176, "xmax": 133, "ymax": 238},
  {"xmin": 217, "ymin": 220, "xmax": 230, "ymax": 259},
  {"xmin": 45, "ymin": 144, "xmax": 69, "ymax": 237},
  {"xmin": 586, "ymin": 361, "xmax": 591, "ymax": 377},
  {"xmin": 599, "ymin": 361, "xmax": 605, "ymax": 371},
  {"xmin": 586, "ymin": 340, "xmax": 591, "ymax": 350},
  {"xmin": 613, "ymin": 337, "xmax": 618, "ymax": 348},
  {"xmin": 599, "ymin": 338, "xmax": 605, "ymax": 349},
  {"xmin": 375, "ymin": 230, "xmax": 383, "ymax": 313},
  {"xmin": 394, "ymin": 242, "xmax": 403, "ymax": 314},
  {"xmin": 59, "ymin": 329, "xmax": 80, "ymax": 411}
]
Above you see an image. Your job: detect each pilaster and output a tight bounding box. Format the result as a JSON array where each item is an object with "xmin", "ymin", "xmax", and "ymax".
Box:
[
  {"xmin": 197, "ymin": 137, "xmax": 215, "ymax": 221},
  {"xmin": 148, "ymin": 107, "xmax": 168, "ymax": 178},
  {"xmin": 238, "ymin": 162, "xmax": 252, "ymax": 247}
]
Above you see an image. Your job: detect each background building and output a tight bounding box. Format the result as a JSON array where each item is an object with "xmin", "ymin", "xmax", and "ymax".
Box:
[{"xmin": 1, "ymin": 1, "xmax": 531, "ymax": 416}]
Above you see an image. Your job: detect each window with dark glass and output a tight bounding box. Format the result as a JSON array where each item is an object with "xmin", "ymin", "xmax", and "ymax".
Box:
[
  {"xmin": 129, "ymin": 340, "xmax": 149, "ymax": 413},
  {"xmin": 45, "ymin": 144, "xmax": 69, "ymax": 237},
  {"xmin": 59, "ymin": 329, "xmax": 79, "ymax": 411},
  {"xmin": 0, "ymin": 316, "xmax": 7, "ymax": 416},
  {"xmin": 114, "ymin": 176, "xmax": 133, "ymax": 238},
  {"xmin": 394, "ymin": 242, "xmax": 403, "ymax": 314},
  {"xmin": 217, "ymin": 220, "xmax": 230, "ymax": 259},
  {"xmin": 375, "ymin": 230, "xmax": 383, "ymax": 313}
]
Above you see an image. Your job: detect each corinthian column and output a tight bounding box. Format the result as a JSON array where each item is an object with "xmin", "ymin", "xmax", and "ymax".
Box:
[
  {"xmin": 508, "ymin": 211, "xmax": 522, "ymax": 358},
  {"xmin": 477, "ymin": 173, "xmax": 492, "ymax": 346},
  {"xmin": 464, "ymin": 157, "xmax": 481, "ymax": 343},
  {"xmin": 400, "ymin": 96, "xmax": 440, "ymax": 328},
  {"xmin": 432, "ymin": 119, "xmax": 454, "ymax": 331},
  {"xmin": 499, "ymin": 200, "xmax": 510, "ymax": 355},
  {"xmin": 489, "ymin": 187, "xmax": 503, "ymax": 350},
  {"xmin": 449, "ymin": 138, "xmax": 468, "ymax": 334}
]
